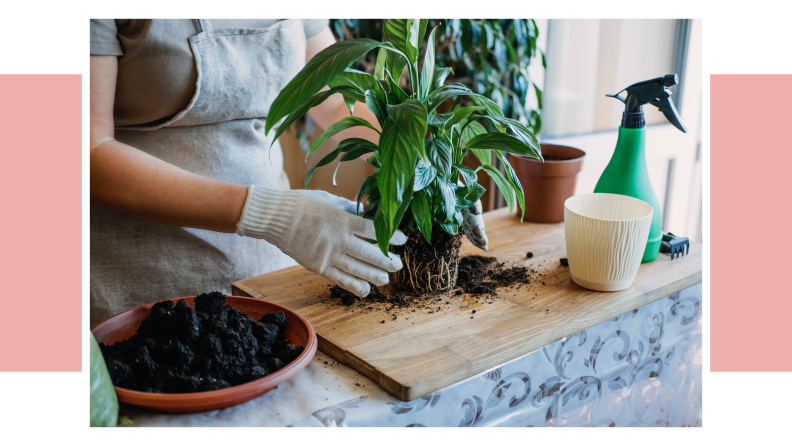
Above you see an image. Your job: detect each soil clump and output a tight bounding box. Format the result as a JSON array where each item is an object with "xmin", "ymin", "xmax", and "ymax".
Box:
[{"xmin": 99, "ymin": 292, "xmax": 304, "ymax": 393}]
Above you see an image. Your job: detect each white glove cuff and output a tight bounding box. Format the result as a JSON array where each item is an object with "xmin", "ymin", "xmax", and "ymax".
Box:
[{"xmin": 235, "ymin": 185, "xmax": 293, "ymax": 242}]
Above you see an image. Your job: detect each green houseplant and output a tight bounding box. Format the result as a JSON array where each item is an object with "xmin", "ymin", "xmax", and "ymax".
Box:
[
  {"xmin": 330, "ymin": 19, "xmax": 543, "ymax": 133},
  {"xmin": 266, "ymin": 19, "xmax": 542, "ymax": 294}
]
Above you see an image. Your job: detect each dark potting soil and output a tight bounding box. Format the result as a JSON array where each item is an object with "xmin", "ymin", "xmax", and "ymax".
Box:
[
  {"xmin": 457, "ymin": 255, "xmax": 531, "ymax": 295},
  {"xmin": 99, "ymin": 292, "xmax": 304, "ymax": 393},
  {"xmin": 560, "ymin": 258, "xmax": 569, "ymax": 267}
]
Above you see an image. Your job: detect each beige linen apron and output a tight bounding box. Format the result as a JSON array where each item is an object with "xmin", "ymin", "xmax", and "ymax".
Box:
[{"xmin": 91, "ymin": 19, "xmax": 305, "ymax": 327}]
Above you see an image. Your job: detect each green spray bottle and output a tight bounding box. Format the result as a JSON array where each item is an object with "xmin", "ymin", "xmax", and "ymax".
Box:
[{"xmin": 594, "ymin": 74, "xmax": 687, "ymax": 263}]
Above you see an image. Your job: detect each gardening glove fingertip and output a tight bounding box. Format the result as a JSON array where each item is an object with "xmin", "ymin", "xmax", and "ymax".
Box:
[
  {"xmin": 390, "ymin": 229, "xmax": 408, "ymax": 246},
  {"xmin": 461, "ymin": 202, "xmax": 489, "ymax": 251},
  {"xmin": 386, "ymin": 252, "xmax": 403, "ymax": 272}
]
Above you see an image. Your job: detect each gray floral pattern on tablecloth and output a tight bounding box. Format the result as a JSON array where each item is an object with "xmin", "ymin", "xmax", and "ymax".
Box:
[{"xmin": 292, "ymin": 283, "xmax": 702, "ymax": 427}]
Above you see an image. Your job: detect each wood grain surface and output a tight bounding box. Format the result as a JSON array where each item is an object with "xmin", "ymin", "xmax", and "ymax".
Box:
[{"xmin": 233, "ymin": 207, "xmax": 702, "ymax": 401}]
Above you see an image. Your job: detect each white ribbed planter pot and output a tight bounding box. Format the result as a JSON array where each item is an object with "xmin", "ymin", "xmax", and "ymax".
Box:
[{"xmin": 564, "ymin": 193, "xmax": 653, "ymax": 292}]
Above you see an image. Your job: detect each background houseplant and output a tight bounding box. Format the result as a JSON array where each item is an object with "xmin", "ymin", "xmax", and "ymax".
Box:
[{"xmin": 266, "ymin": 19, "xmax": 542, "ymax": 294}]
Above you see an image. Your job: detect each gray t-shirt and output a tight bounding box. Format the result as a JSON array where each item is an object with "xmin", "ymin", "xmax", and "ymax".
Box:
[{"xmin": 90, "ymin": 19, "xmax": 328, "ymax": 126}]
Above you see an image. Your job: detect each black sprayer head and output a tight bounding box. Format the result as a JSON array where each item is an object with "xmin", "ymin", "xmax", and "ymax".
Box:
[{"xmin": 606, "ymin": 74, "xmax": 687, "ymax": 133}]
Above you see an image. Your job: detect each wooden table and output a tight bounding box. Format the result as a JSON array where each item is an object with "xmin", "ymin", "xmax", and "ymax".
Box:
[{"xmin": 233, "ymin": 208, "xmax": 702, "ymax": 401}]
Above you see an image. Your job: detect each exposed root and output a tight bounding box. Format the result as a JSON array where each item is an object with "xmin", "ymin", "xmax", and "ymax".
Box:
[{"xmin": 390, "ymin": 223, "xmax": 463, "ymax": 295}]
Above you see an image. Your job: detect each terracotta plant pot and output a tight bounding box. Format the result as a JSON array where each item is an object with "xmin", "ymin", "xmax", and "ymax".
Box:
[{"xmin": 511, "ymin": 144, "xmax": 586, "ymax": 223}]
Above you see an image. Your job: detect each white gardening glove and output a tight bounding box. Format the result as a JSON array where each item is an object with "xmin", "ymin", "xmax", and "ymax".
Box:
[
  {"xmin": 460, "ymin": 199, "xmax": 489, "ymax": 251},
  {"xmin": 235, "ymin": 185, "xmax": 406, "ymax": 297}
]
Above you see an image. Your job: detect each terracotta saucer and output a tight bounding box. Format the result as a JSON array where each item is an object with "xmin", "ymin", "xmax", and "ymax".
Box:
[{"xmin": 92, "ymin": 296, "xmax": 318, "ymax": 413}]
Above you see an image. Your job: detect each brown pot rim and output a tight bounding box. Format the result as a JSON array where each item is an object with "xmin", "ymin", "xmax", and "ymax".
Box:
[{"xmin": 514, "ymin": 143, "xmax": 587, "ymax": 163}]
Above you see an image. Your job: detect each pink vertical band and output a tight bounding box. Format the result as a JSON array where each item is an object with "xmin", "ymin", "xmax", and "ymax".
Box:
[
  {"xmin": 711, "ymin": 74, "xmax": 792, "ymax": 371},
  {"xmin": 0, "ymin": 75, "xmax": 81, "ymax": 371}
]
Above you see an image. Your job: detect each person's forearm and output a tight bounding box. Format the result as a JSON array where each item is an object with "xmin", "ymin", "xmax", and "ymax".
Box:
[{"xmin": 90, "ymin": 140, "xmax": 248, "ymax": 233}]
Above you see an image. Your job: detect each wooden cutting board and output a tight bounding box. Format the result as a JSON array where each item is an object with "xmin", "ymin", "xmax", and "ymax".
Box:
[{"xmin": 233, "ymin": 207, "xmax": 702, "ymax": 401}]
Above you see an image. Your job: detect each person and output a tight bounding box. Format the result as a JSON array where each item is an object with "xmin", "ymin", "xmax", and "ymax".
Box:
[{"xmin": 90, "ymin": 19, "xmax": 488, "ymax": 327}]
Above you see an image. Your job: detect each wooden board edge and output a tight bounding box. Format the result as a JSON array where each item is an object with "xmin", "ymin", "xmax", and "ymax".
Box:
[{"xmin": 384, "ymin": 274, "xmax": 703, "ymax": 401}]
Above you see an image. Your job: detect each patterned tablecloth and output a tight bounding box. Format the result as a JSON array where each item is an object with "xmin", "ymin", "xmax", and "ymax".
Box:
[
  {"xmin": 292, "ymin": 283, "xmax": 703, "ymax": 427},
  {"xmin": 121, "ymin": 283, "xmax": 702, "ymax": 427}
]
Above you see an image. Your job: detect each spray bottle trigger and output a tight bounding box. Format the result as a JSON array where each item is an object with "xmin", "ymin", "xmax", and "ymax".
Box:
[{"xmin": 656, "ymin": 97, "xmax": 687, "ymax": 133}]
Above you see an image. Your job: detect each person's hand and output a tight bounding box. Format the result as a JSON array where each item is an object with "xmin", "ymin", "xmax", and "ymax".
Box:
[
  {"xmin": 460, "ymin": 199, "xmax": 489, "ymax": 251},
  {"xmin": 235, "ymin": 185, "xmax": 406, "ymax": 297}
]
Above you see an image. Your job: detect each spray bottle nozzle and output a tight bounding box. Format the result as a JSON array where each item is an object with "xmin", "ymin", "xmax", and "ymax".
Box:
[{"xmin": 608, "ymin": 74, "xmax": 687, "ymax": 133}]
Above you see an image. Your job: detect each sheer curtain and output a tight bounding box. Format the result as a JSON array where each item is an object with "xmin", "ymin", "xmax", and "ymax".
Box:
[{"xmin": 540, "ymin": 19, "xmax": 702, "ymax": 242}]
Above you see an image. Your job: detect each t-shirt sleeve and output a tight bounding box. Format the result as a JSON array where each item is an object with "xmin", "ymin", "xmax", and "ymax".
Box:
[
  {"xmin": 90, "ymin": 19, "xmax": 123, "ymax": 56},
  {"xmin": 303, "ymin": 19, "xmax": 329, "ymax": 39}
]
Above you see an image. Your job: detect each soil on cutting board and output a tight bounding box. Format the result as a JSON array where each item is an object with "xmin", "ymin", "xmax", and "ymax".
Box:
[
  {"xmin": 323, "ymin": 255, "xmax": 542, "ymax": 319},
  {"xmin": 99, "ymin": 292, "xmax": 304, "ymax": 393}
]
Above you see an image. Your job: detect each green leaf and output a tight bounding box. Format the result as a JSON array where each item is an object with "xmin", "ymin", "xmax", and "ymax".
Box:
[
  {"xmin": 465, "ymin": 132, "xmax": 539, "ymax": 158},
  {"xmin": 266, "ymin": 39, "xmax": 383, "ymax": 135},
  {"xmin": 419, "ymin": 26, "xmax": 439, "ymax": 100},
  {"xmin": 356, "ymin": 175, "xmax": 376, "ymax": 215},
  {"xmin": 414, "ymin": 159, "xmax": 437, "ymax": 191},
  {"xmin": 385, "ymin": 69, "xmax": 410, "ymax": 103},
  {"xmin": 304, "ymin": 147, "xmax": 343, "ymax": 189},
  {"xmin": 458, "ymin": 182, "xmax": 486, "ymax": 202},
  {"xmin": 455, "ymin": 193, "xmax": 474, "ymax": 210},
  {"xmin": 533, "ymin": 83, "xmax": 543, "ymax": 109},
  {"xmin": 427, "ymin": 112, "xmax": 453, "ymax": 128},
  {"xmin": 471, "ymin": 94, "xmax": 505, "ymax": 118},
  {"xmin": 307, "ymin": 116, "xmax": 379, "ymax": 160},
  {"xmin": 411, "ymin": 190, "xmax": 433, "ymax": 243},
  {"xmin": 483, "ymin": 115, "xmax": 542, "ymax": 159},
  {"xmin": 452, "ymin": 162, "xmax": 477, "ymax": 186},
  {"xmin": 479, "ymin": 164, "xmax": 516, "ymax": 212},
  {"xmin": 90, "ymin": 333, "xmax": 119, "ymax": 427},
  {"xmin": 461, "ymin": 119, "xmax": 487, "ymax": 142},
  {"xmin": 431, "ymin": 67, "xmax": 453, "ymax": 91},
  {"xmin": 425, "ymin": 83, "xmax": 470, "ymax": 102},
  {"xmin": 428, "ymin": 88, "xmax": 476, "ymax": 113},
  {"xmin": 365, "ymin": 89, "xmax": 388, "ymax": 127},
  {"xmin": 305, "ymin": 138, "xmax": 377, "ymax": 188},
  {"xmin": 383, "ymin": 19, "xmax": 418, "ymax": 63},
  {"xmin": 445, "ymin": 106, "xmax": 484, "ymax": 129},
  {"xmin": 425, "ymin": 138, "xmax": 452, "ymax": 177},
  {"xmin": 387, "ymin": 99, "xmax": 429, "ymax": 163},
  {"xmin": 328, "ymin": 68, "xmax": 378, "ymax": 95},
  {"xmin": 374, "ymin": 48, "xmax": 388, "ymax": 80},
  {"xmin": 416, "ymin": 20, "xmax": 429, "ymax": 53},
  {"xmin": 496, "ymin": 152, "xmax": 526, "ymax": 221},
  {"xmin": 367, "ymin": 151, "xmax": 381, "ymax": 168},
  {"xmin": 436, "ymin": 212, "xmax": 458, "ymax": 234},
  {"xmin": 333, "ymin": 145, "xmax": 377, "ymax": 186},
  {"xmin": 459, "ymin": 120, "xmax": 492, "ymax": 166},
  {"xmin": 374, "ymin": 206, "xmax": 391, "ymax": 256},
  {"xmin": 439, "ymin": 179, "xmax": 456, "ymax": 220},
  {"xmin": 377, "ymin": 119, "xmax": 418, "ymax": 242},
  {"xmin": 271, "ymin": 86, "xmax": 358, "ymax": 144}
]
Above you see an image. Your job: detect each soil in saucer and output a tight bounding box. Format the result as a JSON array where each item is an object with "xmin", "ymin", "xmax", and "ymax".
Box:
[{"xmin": 99, "ymin": 292, "xmax": 304, "ymax": 393}]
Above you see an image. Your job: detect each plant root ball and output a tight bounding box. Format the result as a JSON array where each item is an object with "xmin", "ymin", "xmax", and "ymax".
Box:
[{"xmin": 390, "ymin": 222, "xmax": 463, "ymax": 295}]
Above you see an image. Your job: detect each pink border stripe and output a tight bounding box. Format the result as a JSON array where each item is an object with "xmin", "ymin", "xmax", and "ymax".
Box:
[
  {"xmin": 711, "ymin": 74, "xmax": 792, "ymax": 371},
  {"xmin": 0, "ymin": 75, "xmax": 81, "ymax": 371}
]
